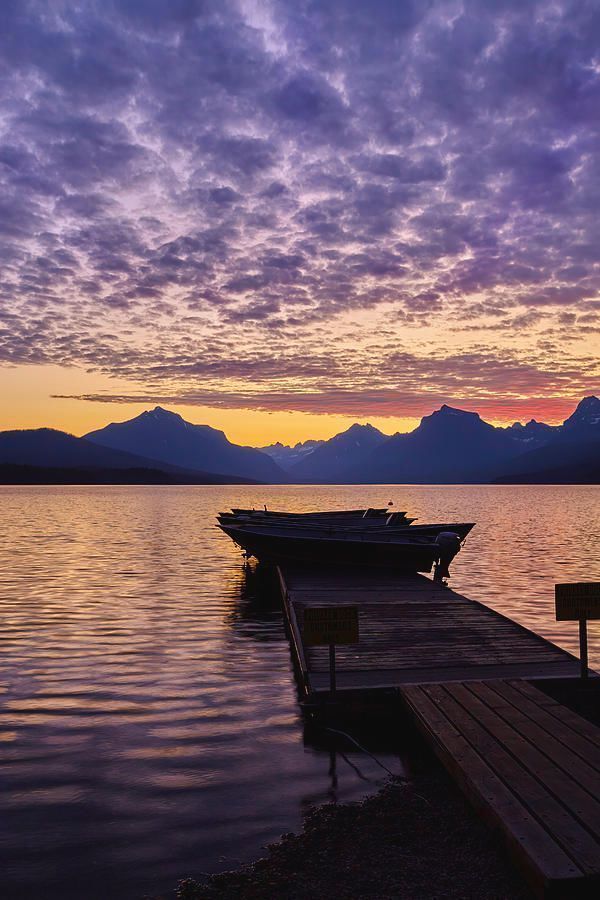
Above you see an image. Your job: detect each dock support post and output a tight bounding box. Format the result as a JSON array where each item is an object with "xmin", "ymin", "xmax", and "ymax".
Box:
[
  {"xmin": 329, "ymin": 643, "xmax": 336, "ymax": 696},
  {"xmin": 579, "ymin": 618, "xmax": 588, "ymax": 679}
]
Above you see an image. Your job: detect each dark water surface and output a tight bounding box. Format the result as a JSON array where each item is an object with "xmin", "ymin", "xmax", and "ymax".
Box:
[{"xmin": 1, "ymin": 485, "xmax": 599, "ymax": 899}]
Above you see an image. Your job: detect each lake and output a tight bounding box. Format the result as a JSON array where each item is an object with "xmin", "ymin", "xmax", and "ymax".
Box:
[{"xmin": 1, "ymin": 484, "xmax": 599, "ymax": 899}]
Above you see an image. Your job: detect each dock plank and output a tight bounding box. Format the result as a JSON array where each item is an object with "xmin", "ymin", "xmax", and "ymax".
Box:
[
  {"xmin": 401, "ymin": 684, "xmax": 582, "ymax": 893},
  {"xmin": 509, "ymin": 680, "xmax": 600, "ymax": 749},
  {"xmin": 471, "ymin": 681, "xmax": 600, "ymax": 782},
  {"xmin": 401, "ymin": 680, "xmax": 600, "ymax": 897},
  {"xmin": 278, "ymin": 565, "xmax": 581, "ymax": 694},
  {"xmin": 445, "ymin": 683, "xmax": 600, "ymax": 858}
]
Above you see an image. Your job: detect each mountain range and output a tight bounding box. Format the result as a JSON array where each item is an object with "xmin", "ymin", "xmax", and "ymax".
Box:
[
  {"xmin": 288, "ymin": 422, "xmax": 388, "ymax": 481},
  {"xmin": 257, "ymin": 439, "xmax": 323, "ymax": 469},
  {"xmin": 260, "ymin": 397, "xmax": 600, "ymax": 483},
  {"xmin": 0, "ymin": 425, "xmax": 258, "ymax": 484},
  {"xmin": 85, "ymin": 407, "xmax": 284, "ymax": 482},
  {"xmin": 1, "ymin": 397, "xmax": 599, "ymax": 484}
]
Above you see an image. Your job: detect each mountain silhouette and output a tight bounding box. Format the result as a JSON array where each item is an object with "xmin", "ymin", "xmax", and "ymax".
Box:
[
  {"xmin": 494, "ymin": 397, "xmax": 600, "ymax": 482},
  {"xmin": 340, "ymin": 406, "xmax": 536, "ymax": 483},
  {"xmin": 0, "ymin": 428, "xmax": 256, "ymax": 483},
  {"xmin": 290, "ymin": 423, "xmax": 388, "ymax": 482},
  {"xmin": 3, "ymin": 398, "xmax": 599, "ymax": 485},
  {"xmin": 0, "ymin": 428, "xmax": 162, "ymax": 469},
  {"xmin": 561, "ymin": 395, "xmax": 600, "ymax": 436},
  {"xmin": 259, "ymin": 439, "xmax": 324, "ymax": 471},
  {"xmin": 493, "ymin": 442, "xmax": 600, "ymax": 483},
  {"xmin": 503, "ymin": 418, "xmax": 556, "ymax": 448},
  {"xmin": 271, "ymin": 399, "xmax": 600, "ymax": 483},
  {"xmin": 85, "ymin": 407, "xmax": 284, "ymax": 482}
]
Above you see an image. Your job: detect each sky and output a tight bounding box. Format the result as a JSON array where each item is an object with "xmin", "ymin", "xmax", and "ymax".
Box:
[{"xmin": 1, "ymin": 0, "xmax": 600, "ymax": 446}]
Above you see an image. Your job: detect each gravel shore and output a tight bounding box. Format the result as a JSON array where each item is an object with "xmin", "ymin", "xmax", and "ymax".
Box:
[{"xmin": 176, "ymin": 769, "xmax": 531, "ymax": 900}]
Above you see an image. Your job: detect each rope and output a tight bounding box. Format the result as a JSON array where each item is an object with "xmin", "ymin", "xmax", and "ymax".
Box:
[{"xmin": 323, "ymin": 726, "xmax": 404, "ymax": 779}]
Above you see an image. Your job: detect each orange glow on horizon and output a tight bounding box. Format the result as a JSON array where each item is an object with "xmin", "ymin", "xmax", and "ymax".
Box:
[{"xmin": 1, "ymin": 363, "xmax": 595, "ymax": 446}]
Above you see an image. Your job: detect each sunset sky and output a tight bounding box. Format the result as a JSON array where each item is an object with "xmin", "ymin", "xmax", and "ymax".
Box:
[{"xmin": 1, "ymin": 0, "xmax": 600, "ymax": 445}]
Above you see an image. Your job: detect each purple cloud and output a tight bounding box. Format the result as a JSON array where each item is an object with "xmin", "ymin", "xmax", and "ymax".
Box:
[{"xmin": 1, "ymin": 0, "xmax": 600, "ymax": 419}]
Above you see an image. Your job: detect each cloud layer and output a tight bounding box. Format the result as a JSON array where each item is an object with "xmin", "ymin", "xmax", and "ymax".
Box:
[{"xmin": 1, "ymin": 0, "xmax": 599, "ymax": 420}]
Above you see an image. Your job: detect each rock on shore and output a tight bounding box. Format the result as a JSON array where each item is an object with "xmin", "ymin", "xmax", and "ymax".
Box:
[{"xmin": 176, "ymin": 770, "xmax": 530, "ymax": 900}]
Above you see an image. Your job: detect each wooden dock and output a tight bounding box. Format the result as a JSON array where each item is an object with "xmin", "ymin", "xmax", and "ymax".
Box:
[
  {"xmin": 401, "ymin": 680, "xmax": 600, "ymax": 897},
  {"xmin": 277, "ymin": 563, "xmax": 599, "ymax": 896},
  {"xmin": 278, "ymin": 564, "xmax": 582, "ymax": 697}
]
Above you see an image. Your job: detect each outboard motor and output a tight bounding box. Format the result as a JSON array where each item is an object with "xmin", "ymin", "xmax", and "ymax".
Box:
[{"xmin": 434, "ymin": 531, "xmax": 462, "ymax": 582}]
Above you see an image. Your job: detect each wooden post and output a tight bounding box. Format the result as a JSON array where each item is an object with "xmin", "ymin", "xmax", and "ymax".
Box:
[
  {"xmin": 329, "ymin": 642, "xmax": 336, "ymax": 695},
  {"xmin": 579, "ymin": 618, "xmax": 588, "ymax": 680},
  {"xmin": 555, "ymin": 583, "xmax": 600, "ymax": 680},
  {"xmin": 302, "ymin": 606, "xmax": 358, "ymax": 699}
]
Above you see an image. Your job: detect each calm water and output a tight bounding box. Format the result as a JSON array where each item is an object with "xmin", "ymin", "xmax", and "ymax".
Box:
[{"xmin": 1, "ymin": 485, "xmax": 599, "ymax": 899}]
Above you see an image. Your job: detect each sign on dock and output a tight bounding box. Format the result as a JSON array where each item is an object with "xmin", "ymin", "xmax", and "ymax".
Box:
[
  {"xmin": 555, "ymin": 582, "xmax": 600, "ymax": 679},
  {"xmin": 555, "ymin": 582, "xmax": 600, "ymax": 621},
  {"xmin": 303, "ymin": 606, "xmax": 359, "ymax": 696},
  {"xmin": 303, "ymin": 606, "xmax": 359, "ymax": 647}
]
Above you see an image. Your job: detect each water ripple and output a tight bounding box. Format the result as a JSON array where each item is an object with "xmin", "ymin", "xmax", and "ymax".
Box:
[{"xmin": 1, "ymin": 484, "xmax": 598, "ymax": 899}]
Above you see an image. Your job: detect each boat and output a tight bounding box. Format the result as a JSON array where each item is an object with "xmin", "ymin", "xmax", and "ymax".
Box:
[
  {"xmin": 217, "ymin": 510, "xmax": 416, "ymax": 528},
  {"xmin": 217, "ymin": 516, "xmax": 474, "ymax": 573},
  {"xmin": 218, "ymin": 522, "xmax": 436, "ymax": 570},
  {"xmin": 230, "ymin": 507, "xmax": 391, "ymax": 516},
  {"xmin": 218, "ymin": 510, "xmax": 473, "ymax": 538},
  {"xmin": 229, "ymin": 507, "xmax": 392, "ymax": 520},
  {"xmin": 217, "ymin": 516, "xmax": 481, "ymax": 539}
]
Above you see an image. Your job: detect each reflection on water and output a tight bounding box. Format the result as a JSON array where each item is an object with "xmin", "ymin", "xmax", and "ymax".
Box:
[
  {"xmin": 224, "ymin": 563, "xmax": 285, "ymax": 642},
  {"xmin": 0, "ymin": 484, "xmax": 598, "ymax": 899},
  {"xmin": 0, "ymin": 486, "xmax": 401, "ymax": 900}
]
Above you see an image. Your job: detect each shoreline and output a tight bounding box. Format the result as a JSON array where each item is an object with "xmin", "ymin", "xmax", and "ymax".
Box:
[
  {"xmin": 175, "ymin": 681, "xmax": 600, "ymax": 900},
  {"xmin": 175, "ymin": 769, "xmax": 531, "ymax": 900}
]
